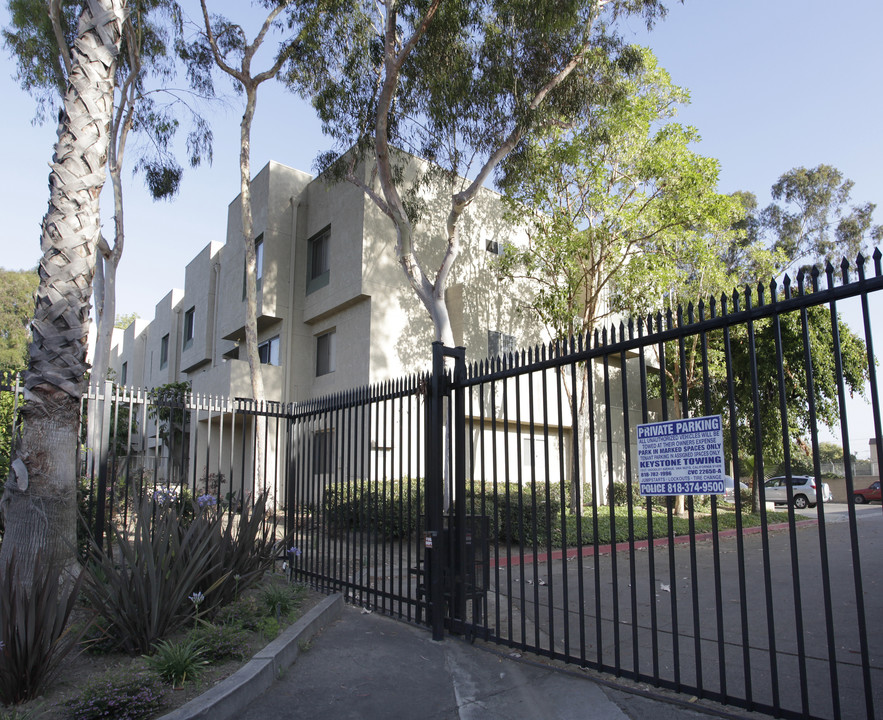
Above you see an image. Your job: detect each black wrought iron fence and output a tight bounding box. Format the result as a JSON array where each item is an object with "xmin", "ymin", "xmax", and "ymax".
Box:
[{"xmin": 2, "ymin": 252, "xmax": 881, "ymax": 720}]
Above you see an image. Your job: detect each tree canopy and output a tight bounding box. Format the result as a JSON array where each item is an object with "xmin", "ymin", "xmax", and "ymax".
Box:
[
  {"xmin": 0, "ymin": 268, "xmax": 39, "ymax": 375},
  {"xmin": 309, "ymin": 0, "xmax": 669, "ymax": 347}
]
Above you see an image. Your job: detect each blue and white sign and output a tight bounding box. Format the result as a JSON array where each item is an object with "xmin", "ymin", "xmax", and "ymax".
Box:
[{"xmin": 637, "ymin": 415, "xmax": 725, "ymax": 496}]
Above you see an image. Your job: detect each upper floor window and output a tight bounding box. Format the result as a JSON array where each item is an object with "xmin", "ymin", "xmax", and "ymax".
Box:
[
  {"xmin": 182, "ymin": 307, "xmax": 195, "ymax": 351},
  {"xmin": 307, "ymin": 226, "xmax": 330, "ymax": 294},
  {"xmin": 486, "ymin": 240, "xmax": 508, "ymax": 256},
  {"xmin": 160, "ymin": 334, "xmax": 169, "ymax": 370},
  {"xmin": 243, "ymin": 234, "xmax": 264, "ymax": 300},
  {"xmin": 258, "ymin": 335, "xmax": 280, "ymax": 366},
  {"xmin": 316, "ymin": 329, "xmax": 336, "ymax": 376},
  {"xmin": 120, "ymin": 361, "xmax": 128, "ymax": 386},
  {"xmin": 488, "ymin": 330, "xmax": 515, "ymax": 358}
]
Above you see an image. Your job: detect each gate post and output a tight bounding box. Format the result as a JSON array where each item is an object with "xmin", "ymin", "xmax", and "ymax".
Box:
[
  {"xmin": 425, "ymin": 342, "xmax": 467, "ymax": 640},
  {"xmin": 426, "ymin": 342, "xmax": 447, "ymax": 640}
]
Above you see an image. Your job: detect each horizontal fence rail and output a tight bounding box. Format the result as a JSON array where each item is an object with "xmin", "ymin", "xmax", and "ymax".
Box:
[
  {"xmin": 445, "ymin": 254, "xmax": 883, "ymax": 720},
  {"xmin": 2, "ymin": 253, "xmax": 880, "ymax": 720}
]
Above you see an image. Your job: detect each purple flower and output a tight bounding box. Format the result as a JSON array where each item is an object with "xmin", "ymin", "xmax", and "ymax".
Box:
[
  {"xmin": 197, "ymin": 493, "xmax": 217, "ymax": 508},
  {"xmin": 289, "ymin": 546, "xmax": 302, "ymax": 557}
]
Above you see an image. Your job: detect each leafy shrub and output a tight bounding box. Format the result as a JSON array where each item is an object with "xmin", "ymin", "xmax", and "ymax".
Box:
[
  {"xmin": 195, "ymin": 492, "xmax": 290, "ymax": 616},
  {"xmin": 260, "ymin": 581, "xmax": 304, "ymax": 620},
  {"xmin": 65, "ymin": 670, "xmax": 164, "ymax": 720},
  {"xmin": 606, "ymin": 482, "xmax": 644, "ymax": 508},
  {"xmin": 81, "ymin": 498, "xmax": 222, "ymax": 654},
  {"xmin": 188, "ymin": 623, "xmax": 249, "ymax": 663},
  {"xmin": 464, "ymin": 481, "xmax": 562, "ymax": 546},
  {"xmin": 144, "ymin": 638, "xmax": 207, "ymax": 688},
  {"xmin": 0, "ymin": 554, "xmax": 84, "ymax": 705},
  {"xmin": 211, "ymin": 595, "xmax": 265, "ymax": 632},
  {"xmin": 323, "ymin": 478, "xmax": 424, "ymax": 539}
]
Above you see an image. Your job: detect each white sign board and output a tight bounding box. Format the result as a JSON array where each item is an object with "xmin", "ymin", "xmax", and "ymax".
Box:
[{"xmin": 637, "ymin": 415, "xmax": 725, "ymax": 496}]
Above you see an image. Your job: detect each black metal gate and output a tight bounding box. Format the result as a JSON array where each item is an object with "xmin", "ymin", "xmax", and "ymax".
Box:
[{"xmin": 288, "ymin": 254, "xmax": 883, "ymax": 720}]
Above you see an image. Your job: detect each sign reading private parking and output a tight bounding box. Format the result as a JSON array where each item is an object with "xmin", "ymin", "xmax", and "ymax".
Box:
[{"xmin": 637, "ymin": 415, "xmax": 725, "ymax": 496}]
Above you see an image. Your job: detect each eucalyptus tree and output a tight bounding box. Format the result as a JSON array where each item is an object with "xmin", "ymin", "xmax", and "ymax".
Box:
[
  {"xmin": 311, "ymin": 0, "xmax": 669, "ymax": 350},
  {"xmin": 761, "ymin": 164, "xmax": 883, "ymax": 275},
  {"xmin": 182, "ymin": 0, "xmax": 335, "ymax": 484},
  {"xmin": 0, "ymin": 0, "xmax": 125, "ymax": 578},
  {"xmin": 496, "ymin": 47, "xmax": 749, "ymax": 509}
]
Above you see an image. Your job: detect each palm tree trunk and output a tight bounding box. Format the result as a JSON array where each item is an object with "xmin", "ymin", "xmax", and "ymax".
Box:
[{"xmin": 0, "ymin": 0, "xmax": 125, "ymax": 581}]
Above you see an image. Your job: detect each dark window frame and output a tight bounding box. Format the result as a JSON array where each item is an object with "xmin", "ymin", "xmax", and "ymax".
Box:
[{"xmin": 306, "ymin": 226, "xmax": 330, "ymax": 294}]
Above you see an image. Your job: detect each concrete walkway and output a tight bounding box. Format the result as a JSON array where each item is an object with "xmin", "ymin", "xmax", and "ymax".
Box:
[{"xmin": 235, "ymin": 603, "xmax": 752, "ymax": 720}]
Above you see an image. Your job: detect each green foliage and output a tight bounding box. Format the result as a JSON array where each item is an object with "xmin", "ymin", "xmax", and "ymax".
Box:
[
  {"xmin": 0, "ymin": 269, "xmax": 37, "ymax": 375},
  {"xmin": 606, "ymin": 482, "xmax": 644, "ymax": 508},
  {"xmin": 187, "ymin": 623, "xmax": 248, "ymax": 663},
  {"xmin": 761, "ymin": 164, "xmax": 882, "ymax": 275},
  {"xmin": 0, "ymin": 374, "xmax": 23, "ymax": 499},
  {"xmin": 0, "ymin": 554, "xmax": 83, "ymax": 705},
  {"xmin": 260, "ymin": 582, "xmax": 304, "ymax": 620},
  {"xmin": 81, "ymin": 498, "xmax": 222, "ymax": 655},
  {"xmin": 499, "ymin": 48, "xmax": 745, "ymax": 340},
  {"xmin": 196, "ymin": 493, "xmax": 289, "ymax": 616},
  {"xmin": 144, "ymin": 638, "xmax": 207, "ymax": 688},
  {"xmin": 114, "ymin": 312, "xmax": 140, "ymax": 330},
  {"xmin": 465, "ymin": 482, "xmax": 562, "ymax": 546},
  {"xmin": 64, "ymin": 670, "xmax": 165, "ymax": 720},
  {"xmin": 323, "ymin": 478, "xmax": 424, "ymax": 539}
]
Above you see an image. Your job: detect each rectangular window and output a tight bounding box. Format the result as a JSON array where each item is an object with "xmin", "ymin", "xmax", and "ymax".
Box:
[
  {"xmin": 120, "ymin": 361, "xmax": 128, "ymax": 386},
  {"xmin": 312, "ymin": 429, "xmax": 334, "ymax": 475},
  {"xmin": 486, "ymin": 240, "xmax": 505, "ymax": 255},
  {"xmin": 258, "ymin": 335, "xmax": 280, "ymax": 366},
  {"xmin": 160, "ymin": 334, "xmax": 169, "ymax": 370},
  {"xmin": 243, "ymin": 233, "xmax": 264, "ymax": 300},
  {"xmin": 488, "ymin": 330, "xmax": 515, "ymax": 358},
  {"xmin": 182, "ymin": 307, "xmax": 195, "ymax": 351},
  {"xmin": 316, "ymin": 330, "xmax": 336, "ymax": 376},
  {"xmin": 306, "ymin": 226, "xmax": 330, "ymax": 294}
]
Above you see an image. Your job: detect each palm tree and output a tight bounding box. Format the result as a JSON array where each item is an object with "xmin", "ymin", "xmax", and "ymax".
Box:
[{"xmin": 0, "ymin": 0, "xmax": 126, "ymax": 581}]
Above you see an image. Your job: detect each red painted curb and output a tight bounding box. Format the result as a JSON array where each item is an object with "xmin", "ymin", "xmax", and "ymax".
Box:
[{"xmin": 490, "ymin": 518, "xmax": 818, "ymax": 569}]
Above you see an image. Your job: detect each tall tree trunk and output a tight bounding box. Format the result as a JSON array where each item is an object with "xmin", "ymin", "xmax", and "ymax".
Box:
[
  {"xmin": 0, "ymin": 0, "xmax": 125, "ymax": 581},
  {"xmin": 239, "ymin": 85, "xmax": 265, "ymax": 488}
]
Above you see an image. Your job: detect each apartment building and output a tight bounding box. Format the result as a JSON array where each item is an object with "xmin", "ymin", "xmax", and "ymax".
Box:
[
  {"xmin": 111, "ymin": 155, "xmax": 537, "ymax": 402},
  {"xmin": 109, "ymin": 153, "xmax": 653, "ymax": 504}
]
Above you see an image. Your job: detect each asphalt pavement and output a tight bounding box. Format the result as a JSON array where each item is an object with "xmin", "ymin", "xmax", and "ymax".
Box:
[{"xmin": 236, "ymin": 603, "xmax": 761, "ymax": 720}]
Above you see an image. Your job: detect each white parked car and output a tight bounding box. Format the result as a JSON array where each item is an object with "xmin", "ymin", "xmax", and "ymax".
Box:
[
  {"xmin": 763, "ymin": 475, "xmax": 833, "ymax": 509},
  {"xmin": 723, "ymin": 475, "xmax": 748, "ymax": 502}
]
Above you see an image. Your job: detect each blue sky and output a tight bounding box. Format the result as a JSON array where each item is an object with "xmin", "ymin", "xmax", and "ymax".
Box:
[{"xmin": 1, "ymin": 0, "xmax": 881, "ymax": 454}]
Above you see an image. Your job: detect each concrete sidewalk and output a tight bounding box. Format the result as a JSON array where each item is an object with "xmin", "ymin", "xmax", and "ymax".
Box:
[{"xmin": 235, "ymin": 602, "xmax": 751, "ymax": 720}]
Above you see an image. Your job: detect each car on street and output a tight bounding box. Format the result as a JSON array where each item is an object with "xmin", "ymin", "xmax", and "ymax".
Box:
[
  {"xmin": 763, "ymin": 475, "xmax": 833, "ymax": 509},
  {"xmin": 853, "ymin": 481, "xmax": 881, "ymax": 504},
  {"xmin": 723, "ymin": 475, "xmax": 748, "ymax": 503}
]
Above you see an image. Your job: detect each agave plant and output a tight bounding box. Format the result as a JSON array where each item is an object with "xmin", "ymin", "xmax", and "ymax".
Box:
[
  {"xmin": 195, "ymin": 492, "xmax": 293, "ymax": 615},
  {"xmin": 0, "ymin": 553, "xmax": 84, "ymax": 704},
  {"xmin": 81, "ymin": 498, "xmax": 222, "ymax": 655}
]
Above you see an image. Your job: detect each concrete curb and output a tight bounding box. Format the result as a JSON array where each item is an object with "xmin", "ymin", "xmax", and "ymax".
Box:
[{"xmin": 157, "ymin": 593, "xmax": 344, "ymax": 720}]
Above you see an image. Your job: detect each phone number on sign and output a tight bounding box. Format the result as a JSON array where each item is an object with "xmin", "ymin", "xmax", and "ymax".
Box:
[{"xmin": 642, "ymin": 480, "xmax": 725, "ymax": 495}]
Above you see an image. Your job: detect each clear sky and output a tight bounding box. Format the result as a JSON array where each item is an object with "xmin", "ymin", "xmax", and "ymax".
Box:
[{"xmin": 1, "ymin": 0, "xmax": 881, "ymax": 455}]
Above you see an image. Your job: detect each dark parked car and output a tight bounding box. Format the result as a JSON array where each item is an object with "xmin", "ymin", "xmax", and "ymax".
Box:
[{"xmin": 853, "ymin": 481, "xmax": 881, "ymax": 504}]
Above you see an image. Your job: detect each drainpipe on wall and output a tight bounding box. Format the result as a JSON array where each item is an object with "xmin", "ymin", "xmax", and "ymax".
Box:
[{"xmin": 284, "ymin": 195, "xmax": 301, "ymax": 406}]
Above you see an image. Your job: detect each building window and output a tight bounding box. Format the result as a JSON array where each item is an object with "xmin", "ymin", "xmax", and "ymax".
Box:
[
  {"xmin": 182, "ymin": 307, "xmax": 195, "ymax": 351},
  {"xmin": 160, "ymin": 334, "xmax": 169, "ymax": 370},
  {"xmin": 306, "ymin": 226, "xmax": 330, "ymax": 294},
  {"xmin": 486, "ymin": 240, "xmax": 508, "ymax": 256},
  {"xmin": 313, "ymin": 429, "xmax": 334, "ymax": 475},
  {"xmin": 243, "ymin": 233, "xmax": 264, "ymax": 300},
  {"xmin": 488, "ymin": 330, "xmax": 515, "ymax": 358},
  {"xmin": 258, "ymin": 335, "xmax": 280, "ymax": 366},
  {"xmin": 120, "ymin": 361, "xmax": 128, "ymax": 386},
  {"xmin": 316, "ymin": 330, "xmax": 336, "ymax": 376}
]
